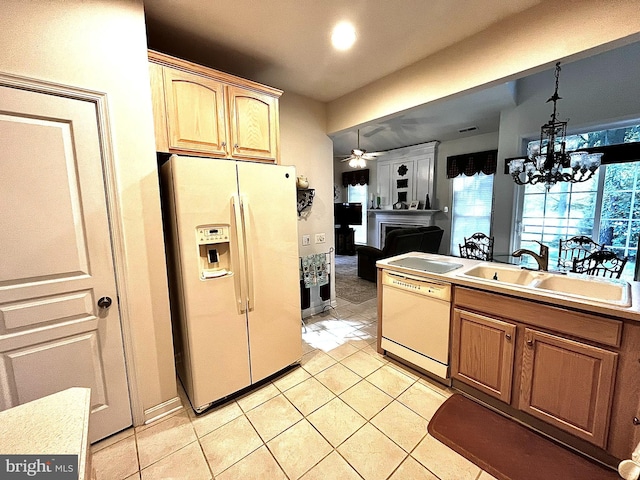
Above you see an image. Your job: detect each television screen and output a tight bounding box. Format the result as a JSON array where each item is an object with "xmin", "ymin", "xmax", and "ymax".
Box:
[{"xmin": 334, "ymin": 203, "xmax": 362, "ymax": 228}]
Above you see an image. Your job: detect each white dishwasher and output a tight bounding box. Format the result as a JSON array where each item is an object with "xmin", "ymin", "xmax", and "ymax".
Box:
[{"xmin": 380, "ymin": 268, "xmax": 452, "ymax": 383}]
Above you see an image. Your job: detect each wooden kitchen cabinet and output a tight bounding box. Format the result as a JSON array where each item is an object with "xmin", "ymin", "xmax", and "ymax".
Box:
[
  {"xmin": 226, "ymin": 85, "xmax": 279, "ymax": 162},
  {"xmin": 453, "ymin": 287, "xmax": 620, "ymax": 450},
  {"xmin": 519, "ymin": 328, "xmax": 617, "ymax": 448},
  {"xmin": 149, "ymin": 50, "xmax": 281, "ymax": 163},
  {"xmin": 162, "ymin": 67, "xmax": 228, "ymax": 156},
  {"xmin": 452, "ymin": 309, "xmax": 516, "ymax": 403}
]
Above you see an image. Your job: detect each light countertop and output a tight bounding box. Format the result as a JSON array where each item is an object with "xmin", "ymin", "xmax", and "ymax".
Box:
[
  {"xmin": 0, "ymin": 387, "xmax": 92, "ymax": 479},
  {"xmin": 377, "ymin": 252, "xmax": 640, "ymax": 322}
]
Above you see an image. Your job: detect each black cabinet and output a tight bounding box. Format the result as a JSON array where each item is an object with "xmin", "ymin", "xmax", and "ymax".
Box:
[{"xmin": 335, "ymin": 227, "xmax": 355, "ymax": 255}]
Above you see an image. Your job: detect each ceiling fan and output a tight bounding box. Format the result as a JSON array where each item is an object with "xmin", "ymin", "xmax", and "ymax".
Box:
[{"xmin": 338, "ymin": 129, "xmax": 385, "ymax": 168}]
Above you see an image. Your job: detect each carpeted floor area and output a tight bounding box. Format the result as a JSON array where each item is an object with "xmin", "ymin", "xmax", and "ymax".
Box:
[{"xmin": 334, "ymin": 254, "xmax": 378, "ymax": 304}]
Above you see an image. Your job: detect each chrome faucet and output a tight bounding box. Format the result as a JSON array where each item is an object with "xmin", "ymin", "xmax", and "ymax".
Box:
[{"xmin": 512, "ymin": 240, "xmax": 549, "ymax": 271}]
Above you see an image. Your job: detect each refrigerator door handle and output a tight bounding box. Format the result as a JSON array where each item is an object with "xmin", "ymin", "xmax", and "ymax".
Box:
[
  {"xmin": 231, "ymin": 194, "xmax": 248, "ymax": 314},
  {"xmin": 239, "ymin": 195, "xmax": 255, "ymax": 311}
]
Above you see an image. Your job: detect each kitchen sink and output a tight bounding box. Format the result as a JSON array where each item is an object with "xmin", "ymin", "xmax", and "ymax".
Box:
[
  {"xmin": 531, "ymin": 274, "xmax": 631, "ymax": 306},
  {"xmin": 459, "ymin": 262, "xmax": 631, "ymax": 307},
  {"xmin": 462, "ymin": 264, "xmax": 541, "ymax": 285}
]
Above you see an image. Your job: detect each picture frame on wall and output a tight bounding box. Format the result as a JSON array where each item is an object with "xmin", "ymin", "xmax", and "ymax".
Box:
[{"xmin": 408, "ymin": 200, "xmax": 419, "ymax": 210}]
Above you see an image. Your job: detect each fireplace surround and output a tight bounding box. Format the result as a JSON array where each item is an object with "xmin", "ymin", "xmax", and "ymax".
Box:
[{"xmin": 371, "ymin": 210, "xmax": 439, "ymax": 249}]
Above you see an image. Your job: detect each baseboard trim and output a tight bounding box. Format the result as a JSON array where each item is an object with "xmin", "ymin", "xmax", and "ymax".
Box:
[{"xmin": 142, "ymin": 396, "xmax": 183, "ymax": 425}]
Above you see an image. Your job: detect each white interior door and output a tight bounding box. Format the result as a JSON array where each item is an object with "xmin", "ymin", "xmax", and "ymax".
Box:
[{"xmin": 0, "ymin": 85, "xmax": 131, "ymax": 442}]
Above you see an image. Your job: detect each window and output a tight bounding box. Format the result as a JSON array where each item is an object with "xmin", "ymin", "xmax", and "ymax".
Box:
[
  {"xmin": 451, "ymin": 173, "xmax": 494, "ymax": 254},
  {"xmin": 347, "ymin": 184, "xmax": 367, "ymax": 244},
  {"xmin": 517, "ymin": 124, "xmax": 640, "ymax": 280}
]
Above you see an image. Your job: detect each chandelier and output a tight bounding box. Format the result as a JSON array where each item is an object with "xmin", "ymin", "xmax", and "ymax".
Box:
[{"xmin": 508, "ymin": 62, "xmax": 602, "ymax": 190}]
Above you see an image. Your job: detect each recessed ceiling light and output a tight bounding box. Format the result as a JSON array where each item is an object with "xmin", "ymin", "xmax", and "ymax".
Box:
[{"xmin": 331, "ymin": 22, "xmax": 356, "ymax": 51}]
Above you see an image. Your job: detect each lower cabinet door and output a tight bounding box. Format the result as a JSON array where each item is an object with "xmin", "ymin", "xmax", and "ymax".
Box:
[
  {"xmin": 519, "ymin": 328, "xmax": 618, "ymax": 448},
  {"xmin": 452, "ymin": 309, "xmax": 516, "ymax": 403}
]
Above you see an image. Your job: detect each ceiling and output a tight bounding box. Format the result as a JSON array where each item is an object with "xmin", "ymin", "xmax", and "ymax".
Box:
[{"xmin": 144, "ymin": 0, "xmax": 544, "ymax": 156}]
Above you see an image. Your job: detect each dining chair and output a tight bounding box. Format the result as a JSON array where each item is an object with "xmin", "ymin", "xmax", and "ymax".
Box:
[
  {"xmin": 459, "ymin": 232, "xmax": 494, "ymax": 261},
  {"xmin": 571, "ymin": 249, "xmax": 628, "ymax": 279},
  {"xmin": 558, "ymin": 235, "xmax": 602, "ymax": 270}
]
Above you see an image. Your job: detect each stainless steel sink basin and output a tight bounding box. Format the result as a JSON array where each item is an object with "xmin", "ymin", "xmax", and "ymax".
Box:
[{"xmin": 459, "ymin": 262, "xmax": 631, "ymax": 307}]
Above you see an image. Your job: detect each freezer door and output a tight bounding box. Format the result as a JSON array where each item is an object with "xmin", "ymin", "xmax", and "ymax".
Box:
[
  {"xmin": 163, "ymin": 155, "xmax": 251, "ymax": 408},
  {"xmin": 236, "ymin": 162, "xmax": 302, "ymax": 382}
]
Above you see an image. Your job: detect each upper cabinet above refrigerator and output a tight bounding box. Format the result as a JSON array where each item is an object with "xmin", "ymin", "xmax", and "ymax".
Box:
[{"xmin": 148, "ymin": 50, "xmax": 281, "ymax": 163}]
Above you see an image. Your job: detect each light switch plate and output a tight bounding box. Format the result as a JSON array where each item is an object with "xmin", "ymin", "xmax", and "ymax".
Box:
[
  {"xmin": 315, "ymin": 233, "xmax": 326, "ymax": 244},
  {"xmin": 302, "ymin": 234, "xmax": 311, "ymax": 246}
]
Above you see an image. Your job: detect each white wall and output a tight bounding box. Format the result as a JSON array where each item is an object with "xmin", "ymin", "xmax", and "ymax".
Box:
[
  {"xmin": 326, "ymin": 0, "xmax": 640, "ymax": 134},
  {"xmin": 0, "ymin": 0, "xmax": 178, "ymax": 425},
  {"xmin": 279, "ymin": 92, "xmax": 335, "ymax": 316}
]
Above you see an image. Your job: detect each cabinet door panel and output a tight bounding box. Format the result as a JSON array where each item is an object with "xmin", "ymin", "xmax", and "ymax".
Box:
[
  {"xmin": 164, "ymin": 68, "xmax": 227, "ymax": 155},
  {"xmin": 452, "ymin": 309, "xmax": 516, "ymax": 403},
  {"xmin": 519, "ymin": 329, "xmax": 617, "ymax": 447},
  {"xmin": 227, "ymin": 86, "xmax": 278, "ymax": 162}
]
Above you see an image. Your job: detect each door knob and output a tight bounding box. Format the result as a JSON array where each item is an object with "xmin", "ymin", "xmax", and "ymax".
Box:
[{"xmin": 97, "ymin": 296, "xmax": 112, "ymax": 309}]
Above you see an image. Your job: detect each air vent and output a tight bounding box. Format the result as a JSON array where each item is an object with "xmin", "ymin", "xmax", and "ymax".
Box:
[{"xmin": 458, "ymin": 126, "xmax": 478, "ymax": 133}]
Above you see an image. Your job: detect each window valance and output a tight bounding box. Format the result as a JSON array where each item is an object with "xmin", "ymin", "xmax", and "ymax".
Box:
[
  {"xmin": 446, "ymin": 150, "xmax": 498, "ymax": 178},
  {"xmin": 342, "ymin": 169, "xmax": 370, "ymax": 187}
]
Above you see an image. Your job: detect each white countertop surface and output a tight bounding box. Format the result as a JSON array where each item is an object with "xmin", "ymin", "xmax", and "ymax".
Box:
[
  {"xmin": 377, "ymin": 252, "xmax": 640, "ymax": 322},
  {"xmin": 0, "ymin": 387, "xmax": 92, "ymax": 479}
]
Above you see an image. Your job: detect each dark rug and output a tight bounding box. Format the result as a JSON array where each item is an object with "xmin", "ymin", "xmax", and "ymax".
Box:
[
  {"xmin": 334, "ymin": 254, "xmax": 377, "ymax": 304},
  {"xmin": 427, "ymin": 394, "xmax": 619, "ymax": 480}
]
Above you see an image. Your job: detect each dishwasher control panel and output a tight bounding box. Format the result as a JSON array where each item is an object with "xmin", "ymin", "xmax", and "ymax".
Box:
[{"xmin": 382, "ymin": 270, "xmax": 451, "ymax": 301}]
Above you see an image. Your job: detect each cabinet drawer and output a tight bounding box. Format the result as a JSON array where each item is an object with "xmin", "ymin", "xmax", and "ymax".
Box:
[{"xmin": 454, "ymin": 287, "xmax": 622, "ymax": 348}]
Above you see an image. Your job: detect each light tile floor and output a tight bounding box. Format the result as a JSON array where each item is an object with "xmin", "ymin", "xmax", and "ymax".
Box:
[{"xmin": 92, "ymin": 297, "xmax": 497, "ymax": 480}]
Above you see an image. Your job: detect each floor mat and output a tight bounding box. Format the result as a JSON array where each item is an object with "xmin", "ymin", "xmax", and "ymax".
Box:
[{"xmin": 427, "ymin": 393, "xmax": 619, "ymax": 480}]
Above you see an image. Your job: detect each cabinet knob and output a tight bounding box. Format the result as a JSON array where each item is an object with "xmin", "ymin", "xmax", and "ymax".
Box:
[
  {"xmin": 633, "ymin": 417, "xmax": 640, "ymax": 426},
  {"xmin": 234, "ymin": 143, "xmax": 239, "ymax": 149},
  {"xmin": 505, "ymin": 334, "xmax": 512, "ymax": 341},
  {"xmin": 221, "ymin": 141, "xmax": 226, "ymax": 147},
  {"xmin": 526, "ymin": 339, "xmax": 534, "ymax": 347}
]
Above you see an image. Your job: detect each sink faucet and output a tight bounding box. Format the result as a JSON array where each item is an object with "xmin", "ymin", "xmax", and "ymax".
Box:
[{"xmin": 512, "ymin": 241, "xmax": 549, "ymax": 271}]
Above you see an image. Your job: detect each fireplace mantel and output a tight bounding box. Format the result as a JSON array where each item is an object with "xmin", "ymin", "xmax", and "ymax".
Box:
[{"xmin": 369, "ymin": 209, "xmax": 440, "ymax": 248}]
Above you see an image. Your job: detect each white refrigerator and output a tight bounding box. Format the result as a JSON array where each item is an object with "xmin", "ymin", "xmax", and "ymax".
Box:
[{"xmin": 161, "ymin": 155, "xmax": 302, "ymax": 412}]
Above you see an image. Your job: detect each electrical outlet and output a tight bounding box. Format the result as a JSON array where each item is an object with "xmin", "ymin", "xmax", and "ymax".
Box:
[
  {"xmin": 302, "ymin": 234, "xmax": 311, "ymax": 246},
  {"xmin": 315, "ymin": 233, "xmax": 326, "ymax": 244}
]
